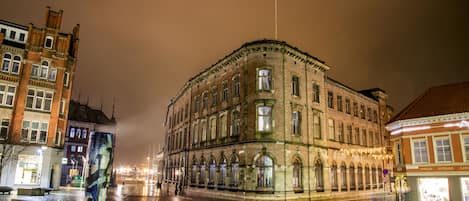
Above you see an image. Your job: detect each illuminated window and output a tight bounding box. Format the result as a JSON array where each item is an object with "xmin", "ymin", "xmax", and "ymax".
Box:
[
  {"xmin": 69, "ymin": 128, "xmax": 75, "ymax": 138},
  {"xmin": 0, "ymin": 84, "xmax": 16, "ymax": 106},
  {"xmin": 71, "ymin": 145, "xmax": 76, "ymax": 152},
  {"xmin": 292, "ymin": 111, "xmax": 300, "ymax": 135},
  {"xmin": 2, "ymin": 53, "xmax": 11, "ymax": 72},
  {"xmin": 77, "ymin": 129, "xmax": 82, "ymax": 138},
  {"xmin": 208, "ymin": 158, "xmax": 216, "ymax": 186},
  {"xmin": 328, "ymin": 119, "xmax": 335, "ymax": 140},
  {"xmin": 11, "ymin": 56, "xmax": 20, "ymax": 74},
  {"xmin": 229, "ymin": 154, "xmax": 239, "ymax": 187},
  {"xmin": 257, "ymin": 69, "xmax": 272, "ymax": 91},
  {"xmin": 82, "ymin": 129, "xmax": 87, "ymax": 139},
  {"xmin": 218, "ymin": 157, "xmax": 227, "ymax": 186},
  {"xmin": 256, "ymin": 155, "xmax": 274, "ymax": 188},
  {"xmin": 257, "ymin": 106, "xmax": 272, "ymax": 132},
  {"xmin": 435, "ymin": 137, "xmax": 452, "ymax": 162},
  {"xmin": 15, "ymin": 154, "xmax": 42, "ymax": 185},
  {"xmin": 413, "ymin": 139, "xmax": 429, "ymax": 163}
]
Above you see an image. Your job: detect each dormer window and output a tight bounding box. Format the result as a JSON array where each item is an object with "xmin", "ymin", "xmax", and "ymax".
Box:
[{"xmin": 45, "ymin": 36, "xmax": 53, "ymax": 49}]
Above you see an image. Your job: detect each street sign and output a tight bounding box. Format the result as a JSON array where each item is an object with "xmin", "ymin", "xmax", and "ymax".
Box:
[{"xmin": 62, "ymin": 157, "xmax": 68, "ymax": 164}]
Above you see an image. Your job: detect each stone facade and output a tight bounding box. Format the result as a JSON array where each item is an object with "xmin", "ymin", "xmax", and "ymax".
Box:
[
  {"xmin": 0, "ymin": 7, "xmax": 79, "ymax": 189},
  {"xmin": 164, "ymin": 40, "xmax": 393, "ymax": 200}
]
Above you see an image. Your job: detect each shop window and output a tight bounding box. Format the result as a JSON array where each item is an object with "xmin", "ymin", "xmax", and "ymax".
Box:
[{"xmin": 15, "ymin": 154, "xmax": 42, "ymax": 185}]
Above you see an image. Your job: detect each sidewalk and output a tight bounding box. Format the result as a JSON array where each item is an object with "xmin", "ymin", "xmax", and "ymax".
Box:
[{"xmin": 0, "ymin": 188, "xmax": 85, "ymax": 201}]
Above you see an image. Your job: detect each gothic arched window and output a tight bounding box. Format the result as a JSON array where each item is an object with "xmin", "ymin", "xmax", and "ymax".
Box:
[
  {"xmin": 292, "ymin": 157, "xmax": 302, "ymax": 190},
  {"xmin": 229, "ymin": 154, "xmax": 239, "ymax": 187},
  {"xmin": 331, "ymin": 162, "xmax": 338, "ymax": 191},
  {"xmin": 341, "ymin": 163, "xmax": 347, "ymax": 191},
  {"xmin": 256, "ymin": 155, "xmax": 274, "ymax": 188},
  {"xmin": 218, "ymin": 156, "xmax": 227, "ymax": 187},
  {"xmin": 315, "ymin": 160, "xmax": 324, "ymax": 192},
  {"xmin": 349, "ymin": 164, "xmax": 356, "ymax": 190}
]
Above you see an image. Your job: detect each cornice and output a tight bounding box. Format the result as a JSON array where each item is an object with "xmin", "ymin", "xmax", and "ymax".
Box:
[
  {"xmin": 386, "ymin": 112, "xmax": 469, "ymax": 131},
  {"xmin": 169, "ymin": 40, "xmax": 329, "ymax": 106}
]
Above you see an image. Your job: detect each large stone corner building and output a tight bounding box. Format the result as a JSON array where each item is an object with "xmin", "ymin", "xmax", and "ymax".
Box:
[
  {"xmin": 0, "ymin": 7, "xmax": 79, "ymax": 188},
  {"xmin": 164, "ymin": 40, "xmax": 393, "ymax": 200}
]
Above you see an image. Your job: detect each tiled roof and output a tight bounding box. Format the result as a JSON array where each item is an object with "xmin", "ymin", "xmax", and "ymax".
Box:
[
  {"xmin": 391, "ymin": 81, "xmax": 469, "ymax": 122},
  {"xmin": 68, "ymin": 100, "xmax": 116, "ymax": 125}
]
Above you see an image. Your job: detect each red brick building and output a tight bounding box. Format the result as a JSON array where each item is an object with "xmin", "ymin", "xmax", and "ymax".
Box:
[
  {"xmin": 386, "ymin": 81, "xmax": 469, "ymax": 201},
  {"xmin": 0, "ymin": 7, "xmax": 79, "ymax": 188}
]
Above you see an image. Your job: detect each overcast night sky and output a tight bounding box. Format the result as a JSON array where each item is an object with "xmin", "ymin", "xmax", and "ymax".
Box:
[{"xmin": 1, "ymin": 0, "xmax": 468, "ymax": 166}]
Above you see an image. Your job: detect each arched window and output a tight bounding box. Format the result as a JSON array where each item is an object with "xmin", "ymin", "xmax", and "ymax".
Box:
[
  {"xmin": 358, "ymin": 165, "xmax": 363, "ymax": 190},
  {"xmin": 208, "ymin": 157, "xmax": 216, "ymax": 186},
  {"xmin": 218, "ymin": 156, "xmax": 227, "ymax": 187},
  {"xmin": 365, "ymin": 166, "xmax": 370, "ymax": 189},
  {"xmin": 191, "ymin": 157, "xmax": 197, "ymax": 184},
  {"xmin": 229, "ymin": 154, "xmax": 239, "ymax": 187},
  {"xmin": 331, "ymin": 162, "xmax": 338, "ymax": 191},
  {"xmin": 199, "ymin": 157, "xmax": 206, "ymax": 185},
  {"xmin": 11, "ymin": 56, "xmax": 20, "ymax": 74},
  {"xmin": 372, "ymin": 167, "xmax": 377, "ymax": 188},
  {"xmin": 315, "ymin": 160, "xmax": 324, "ymax": 192},
  {"xmin": 2, "ymin": 54, "xmax": 11, "ymax": 72},
  {"xmin": 292, "ymin": 157, "xmax": 302, "ymax": 190},
  {"xmin": 349, "ymin": 164, "xmax": 356, "ymax": 190},
  {"xmin": 341, "ymin": 163, "xmax": 347, "ymax": 191},
  {"xmin": 256, "ymin": 155, "xmax": 273, "ymax": 188}
]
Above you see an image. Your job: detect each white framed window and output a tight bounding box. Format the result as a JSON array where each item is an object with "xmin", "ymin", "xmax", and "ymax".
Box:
[
  {"xmin": 71, "ymin": 145, "xmax": 76, "ymax": 152},
  {"xmin": 25, "ymin": 88, "xmax": 53, "ymax": 111},
  {"xmin": 462, "ymin": 135, "xmax": 469, "ymax": 162},
  {"xmin": 40, "ymin": 61, "xmax": 48, "ymax": 79},
  {"xmin": 77, "ymin": 129, "xmax": 82, "ymax": 138},
  {"xmin": 257, "ymin": 105, "xmax": 272, "ymax": 132},
  {"xmin": 257, "ymin": 69, "xmax": 272, "ymax": 91},
  {"xmin": 2, "ymin": 53, "xmax": 11, "ymax": 72},
  {"xmin": 82, "ymin": 129, "xmax": 87, "ymax": 139},
  {"xmin": 0, "ymin": 119, "xmax": 9, "ymax": 140},
  {"xmin": 11, "ymin": 56, "xmax": 20, "ymax": 74},
  {"xmin": 77, "ymin": 146, "xmax": 83, "ymax": 153},
  {"xmin": 69, "ymin": 128, "xmax": 75, "ymax": 138},
  {"xmin": 20, "ymin": 120, "xmax": 48, "ymax": 144},
  {"xmin": 44, "ymin": 36, "xmax": 53, "ymax": 49},
  {"xmin": 64, "ymin": 72, "xmax": 70, "ymax": 87},
  {"xmin": 60, "ymin": 99, "xmax": 65, "ymax": 115},
  {"xmin": 0, "ymin": 84, "xmax": 16, "ymax": 106},
  {"xmin": 9, "ymin": 31, "xmax": 16, "ymax": 39},
  {"xmin": 31, "ymin": 64, "xmax": 40, "ymax": 77},
  {"xmin": 434, "ymin": 137, "xmax": 452, "ymax": 163},
  {"xmin": 412, "ymin": 139, "xmax": 429, "ymax": 163},
  {"xmin": 47, "ymin": 67, "xmax": 57, "ymax": 81}
]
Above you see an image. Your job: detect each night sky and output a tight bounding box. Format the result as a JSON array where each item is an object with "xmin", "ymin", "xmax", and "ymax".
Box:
[{"xmin": 1, "ymin": 0, "xmax": 468, "ymax": 166}]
